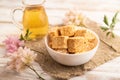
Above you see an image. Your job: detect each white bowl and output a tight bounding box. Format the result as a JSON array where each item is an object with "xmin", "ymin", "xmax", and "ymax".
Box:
[{"xmin": 45, "ymin": 27, "xmax": 100, "ymax": 66}]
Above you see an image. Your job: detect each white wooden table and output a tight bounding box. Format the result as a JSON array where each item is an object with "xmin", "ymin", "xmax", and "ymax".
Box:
[{"xmin": 0, "ymin": 0, "xmax": 120, "ymax": 80}]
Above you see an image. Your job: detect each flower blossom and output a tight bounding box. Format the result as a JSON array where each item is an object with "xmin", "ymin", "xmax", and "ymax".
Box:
[
  {"xmin": 6, "ymin": 47, "xmax": 37, "ymax": 72},
  {"xmin": 3, "ymin": 35, "xmax": 24, "ymax": 55},
  {"xmin": 63, "ymin": 10, "xmax": 86, "ymax": 26}
]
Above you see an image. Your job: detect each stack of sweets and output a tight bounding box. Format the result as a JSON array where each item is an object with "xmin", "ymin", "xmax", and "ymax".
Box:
[{"xmin": 48, "ymin": 25, "xmax": 97, "ymax": 54}]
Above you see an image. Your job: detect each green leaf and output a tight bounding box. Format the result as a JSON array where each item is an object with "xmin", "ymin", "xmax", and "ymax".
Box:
[
  {"xmin": 112, "ymin": 12, "xmax": 119, "ymax": 24},
  {"xmin": 19, "ymin": 29, "xmax": 32, "ymax": 41},
  {"xmin": 28, "ymin": 32, "xmax": 32, "ymax": 36},
  {"xmin": 20, "ymin": 34, "xmax": 24, "ymax": 40},
  {"xmin": 110, "ymin": 23, "xmax": 115, "ymax": 30},
  {"xmin": 110, "ymin": 12, "xmax": 119, "ymax": 29},
  {"xmin": 25, "ymin": 29, "xmax": 29, "ymax": 37},
  {"xmin": 100, "ymin": 26, "xmax": 109, "ymax": 31},
  {"xmin": 103, "ymin": 15, "xmax": 109, "ymax": 26},
  {"xmin": 111, "ymin": 32, "xmax": 115, "ymax": 38},
  {"xmin": 106, "ymin": 32, "xmax": 111, "ymax": 36},
  {"xmin": 106, "ymin": 32, "xmax": 115, "ymax": 38},
  {"xmin": 101, "ymin": 12, "xmax": 119, "ymax": 38}
]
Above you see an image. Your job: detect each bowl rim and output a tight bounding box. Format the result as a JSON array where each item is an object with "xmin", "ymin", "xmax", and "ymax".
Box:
[{"xmin": 45, "ymin": 27, "xmax": 100, "ymax": 56}]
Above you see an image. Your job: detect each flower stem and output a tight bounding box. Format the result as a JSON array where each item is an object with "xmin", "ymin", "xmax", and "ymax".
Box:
[{"xmin": 26, "ymin": 64, "xmax": 45, "ymax": 80}]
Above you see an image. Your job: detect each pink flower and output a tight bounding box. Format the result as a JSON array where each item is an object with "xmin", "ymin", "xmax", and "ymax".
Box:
[
  {"xmin": 6, "ymin": 47, "xmax": 37, "ymax": 72},
  {"xmin": 3, "ymin": 35, "xmax": 24, "ymax": 55}
]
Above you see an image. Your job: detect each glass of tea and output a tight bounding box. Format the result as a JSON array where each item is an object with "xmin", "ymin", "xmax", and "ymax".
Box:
[{"xmin": 12, "ymin": 0, "xmax": 49, "ymax": 39}]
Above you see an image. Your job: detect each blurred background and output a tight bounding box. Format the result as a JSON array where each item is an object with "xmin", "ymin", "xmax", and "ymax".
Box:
[
  {"xmin": 0, "ymin": 0, "xmax": 120, "ymax": 44},
  {"xmin": 0, "ymin": 0, "xmax": 120, "ymax": 23}
]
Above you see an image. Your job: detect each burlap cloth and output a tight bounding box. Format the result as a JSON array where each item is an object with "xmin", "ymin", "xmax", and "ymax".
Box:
[{"xmin": 25, "ymin": 19, "xmax": 120, "ymax": 79}]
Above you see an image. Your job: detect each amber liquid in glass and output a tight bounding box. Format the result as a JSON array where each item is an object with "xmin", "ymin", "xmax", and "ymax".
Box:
[{"xmin": 23, "ymin": 5, "xmax": 49, "ymax": 39}]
